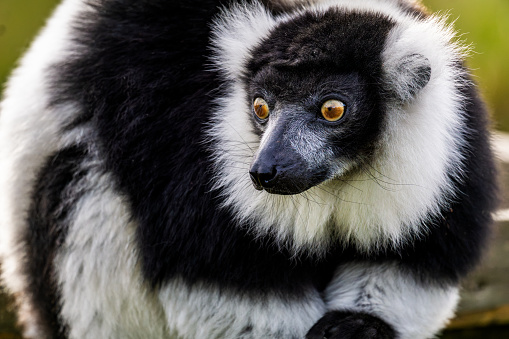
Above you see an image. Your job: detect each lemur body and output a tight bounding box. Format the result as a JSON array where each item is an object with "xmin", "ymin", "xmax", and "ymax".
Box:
[{"xmin": 0, "ymin": 0, "xmax": 498, "ymax": 338}]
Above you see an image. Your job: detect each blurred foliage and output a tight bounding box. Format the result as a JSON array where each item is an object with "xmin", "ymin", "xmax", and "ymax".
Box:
[
  {"xmin": 1, "ymin": 0, "xmax": 508, "ymax": 128},
  {"xmin": 0, "ymin": 0, "xmax": 60, "ymax": 88},
  {"xmin": 425, "ymin": 0, "xmax": 509, "ymax": 130},
  {"xmin": 440, "ymin": 325, "xmax": 509, "ymax": 339},
  {"xmin": 0, "ymin": 284, "xmax": 21, "ymax": 338}
]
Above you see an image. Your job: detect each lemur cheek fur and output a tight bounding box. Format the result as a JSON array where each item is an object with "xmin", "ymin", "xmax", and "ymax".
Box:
[{"xmin": 0, "ymin": 0, "xmax": 498, "ymax": 338}]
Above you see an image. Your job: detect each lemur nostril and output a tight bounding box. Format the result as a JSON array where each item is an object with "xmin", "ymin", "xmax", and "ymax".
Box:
[
  {"xmin": 258, "ymin": 169, "xmax": 277, "ymax": 186},
  {"xmin": 249, "ymin": 166, "xmax": 278, "ymax": 189}
]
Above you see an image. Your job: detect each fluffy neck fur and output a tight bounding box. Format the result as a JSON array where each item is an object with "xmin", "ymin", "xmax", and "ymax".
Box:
[{"xmin": 208, "ymin": 0, "xmax": 469, "ymax": 255}]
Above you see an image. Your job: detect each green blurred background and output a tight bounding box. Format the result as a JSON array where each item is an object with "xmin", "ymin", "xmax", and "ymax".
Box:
[{"xmin": 1, "ymin": 0, "xmax": 509, "ymax": 129}]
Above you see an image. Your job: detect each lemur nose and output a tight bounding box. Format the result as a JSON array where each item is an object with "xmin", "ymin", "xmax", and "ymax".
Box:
[{"xmin": 249, "ymin": 164, "xmax": 278, "ymax": 190}]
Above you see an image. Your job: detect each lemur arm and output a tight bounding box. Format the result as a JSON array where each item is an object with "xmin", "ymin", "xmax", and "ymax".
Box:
[{"xmin": 308, "ymin": 262, "xmax": 459, "ymax": 339}]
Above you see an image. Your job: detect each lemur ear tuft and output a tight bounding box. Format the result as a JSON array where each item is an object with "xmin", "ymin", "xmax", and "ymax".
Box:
[{"xmin": 384, "ymin": 53, "xmax": 431, "ymax": 103}]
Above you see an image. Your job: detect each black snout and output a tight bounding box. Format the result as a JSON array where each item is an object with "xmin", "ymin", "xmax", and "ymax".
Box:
[
  {"xmin": 249, "ymin": 146, "xmax": 320, "ymax": 195},
  {"xmin": 248, "ymin": 124, "xmax": 329, "ymax": 195}
]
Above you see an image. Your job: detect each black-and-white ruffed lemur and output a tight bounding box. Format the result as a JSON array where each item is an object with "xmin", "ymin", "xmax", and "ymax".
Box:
[{"xmin": 0, "ymin": 0, "xmax": 498, "ymax": 338}]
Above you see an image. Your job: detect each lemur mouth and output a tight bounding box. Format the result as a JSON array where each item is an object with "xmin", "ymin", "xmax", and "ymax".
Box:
[
  {"xmin": 249, "ymin": 171, "xmax": 325, "ymax": 196},
  {"xmin": 261, "ymin": 187, "xmax": 305, "ymax": 195}
]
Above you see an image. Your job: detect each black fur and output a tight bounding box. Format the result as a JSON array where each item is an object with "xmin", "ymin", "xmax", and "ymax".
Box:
[{"xmin": 247, "ymin": 10, "xmax": 395, "ymax": 75}]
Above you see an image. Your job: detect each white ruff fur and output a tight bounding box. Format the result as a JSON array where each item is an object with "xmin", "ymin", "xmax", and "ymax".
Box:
[
  {"xmin": 209, "ymin": 0, "xmax": 469, "ymax": 254},
  {"xmin": 325, "ymin": 262, "xmax": 460, "ymax": 339}
]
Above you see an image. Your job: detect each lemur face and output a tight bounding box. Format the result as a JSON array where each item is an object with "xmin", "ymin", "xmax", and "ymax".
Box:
[
  {"xmin": 244, "ymin": 10, "xmax": 426, "ymax": 195},
  {"xmin": 247, "ymin": 67, "xmax": 379, "ymax": 194}
]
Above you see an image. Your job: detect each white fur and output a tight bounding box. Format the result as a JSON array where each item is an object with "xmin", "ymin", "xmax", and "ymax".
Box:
[
  {"xmin": 0, "ymin": 0, "xmax": 89, "ymax": 336},
  {"xmin": 159, "ymin": 279, "xmax": 325, "ymax": 339},
  {"xmin": 324, "ymin": 262, "xmax": 459, "ymax": 339},
  {"xmin": 210, "ymin": 1, "xmax": 278, "ymax": 81},
  {"xmin": 209, "ymin": 0, "xmax": 470, "ymax": 254},
  {"xmin": 55, "ymin": 159, "xmax": 169, "ymax": 339}
]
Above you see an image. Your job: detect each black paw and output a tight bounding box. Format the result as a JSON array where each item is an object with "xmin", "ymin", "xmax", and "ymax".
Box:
[{"xmin": 306, "ymin": 311, "xmax": 396, "ymax": 339}]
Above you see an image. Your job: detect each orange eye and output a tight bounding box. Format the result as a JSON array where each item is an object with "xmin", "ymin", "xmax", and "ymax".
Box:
[
  {"xmin": 321, "ymin": 99, "xmax": 345, "ymax": 122},
  {"xmin": 253, "ymin": 97, "xmax": 270, "ymax": 120}
]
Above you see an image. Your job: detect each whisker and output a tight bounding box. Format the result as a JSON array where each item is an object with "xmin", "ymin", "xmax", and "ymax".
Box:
[
  {"xmin": 224, "ymin": 121, "xmax": 257, "ymax": 155},
  {"xmin": 362, "ymin": 163, "xmax": 429, "ymax": 191},
  {"xmin": 335, "ymin": 177, "xmax": 364, "ymax": 193},
  {"xmin": 315, "ymin": 185, "xmax": 369, "ymax": 207}
]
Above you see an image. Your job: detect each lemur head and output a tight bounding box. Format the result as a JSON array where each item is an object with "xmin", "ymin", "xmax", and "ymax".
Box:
[
  {"xmin": 210, "ymin": 1, "xmax": 466, "ymax": 253},
  {"xmin": 245, "ymin": 9, "xmax": 431, "ymax": 195}
]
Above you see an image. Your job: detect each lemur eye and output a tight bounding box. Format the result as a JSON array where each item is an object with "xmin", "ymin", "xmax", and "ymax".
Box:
[
  {"xmin": 253, "ymin": 97, "xmax": 270, "ymax": 120},
  {"xmin": 321, "ymin": 99, "xmax": 345, "ymax": 122}
]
